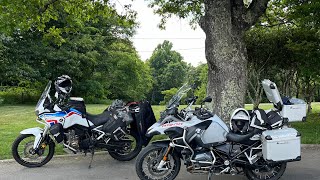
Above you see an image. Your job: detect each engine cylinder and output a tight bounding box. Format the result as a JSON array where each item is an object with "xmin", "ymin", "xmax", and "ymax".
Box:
[
  {"xmin": 66, "ymin": 130, "xmax": 79, "ymax": 149},
  {"xmin": 194, "ymin": 152, "xmax": 213, "ymax": 162}
]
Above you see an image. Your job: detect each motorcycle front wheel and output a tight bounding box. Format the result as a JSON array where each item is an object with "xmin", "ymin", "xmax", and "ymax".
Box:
[
  {"xmin": 108, "ymin": 131, "xmax": 142, "ymax": 161},
  {"xmin": 12, "ymin": 134, "xmax": 55, "ymax": 168},
  {"xmin": 244, "ymin": 160, "xmax": 287, "ymax": 180},
  {"xmin": 135, "ymin": 144, "xmax": 181, "ymax": 180}
]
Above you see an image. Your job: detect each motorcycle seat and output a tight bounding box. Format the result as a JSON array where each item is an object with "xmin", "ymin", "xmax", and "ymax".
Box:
[
  {"xmin": 226, "ymin": 130, "xmax": 256, "ymax": 143},
  {"xmin": 86, "ymin": 110, "xmax": 113, "ymax": 126}
]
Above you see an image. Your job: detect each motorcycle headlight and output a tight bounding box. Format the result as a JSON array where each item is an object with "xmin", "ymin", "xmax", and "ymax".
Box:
[{"xmin": 35, "ymin": 110, "xmax": 40, "ymax": 116}]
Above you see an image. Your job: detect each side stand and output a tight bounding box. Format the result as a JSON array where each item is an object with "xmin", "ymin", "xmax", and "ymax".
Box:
[{"xmin": 88, "ymin": 148, "xmax": 95, "ymax": 169}]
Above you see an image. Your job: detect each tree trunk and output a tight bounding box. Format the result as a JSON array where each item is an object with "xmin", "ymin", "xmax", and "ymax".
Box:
[{"xmin": 200, "ymin": 1, "xmax": 248, "ymax": 121}]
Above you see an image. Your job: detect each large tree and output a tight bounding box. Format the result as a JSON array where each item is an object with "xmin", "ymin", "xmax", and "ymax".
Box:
[
  {"xmin": 0, "ymin": 1, "xmax": 152, "ymax": 103},
  {"xmin": 147, "ymin": 40, "xmax": 188, "ymax": 104},
  {"xmin": 148, "ymin": 0, "xmax": 270, "ymax": 120}
]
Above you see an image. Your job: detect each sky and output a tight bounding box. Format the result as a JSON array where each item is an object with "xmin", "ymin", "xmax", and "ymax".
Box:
[{"xmin": 115, "ymin": 0, "xmax": 206, "ymax": 66}]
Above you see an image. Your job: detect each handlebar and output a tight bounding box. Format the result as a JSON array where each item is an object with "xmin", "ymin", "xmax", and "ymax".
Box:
[{"xmin": 194, "ymin": 107, "xmax": 214, "ymax": 120}]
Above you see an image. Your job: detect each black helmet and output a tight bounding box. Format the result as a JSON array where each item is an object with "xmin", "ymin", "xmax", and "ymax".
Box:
[
  {"xmin": 230, "ymin": 108, "xmax": 250, "ymax": 134},
  {"xmin": 55, "ymin": 75, "xmax": 72, "ymax": 95}
]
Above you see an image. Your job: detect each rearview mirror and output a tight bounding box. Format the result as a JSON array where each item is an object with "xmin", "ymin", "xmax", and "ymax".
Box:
[{"xmin": 202, "ymin": 96, "xmax": 212, "ymax": 103}]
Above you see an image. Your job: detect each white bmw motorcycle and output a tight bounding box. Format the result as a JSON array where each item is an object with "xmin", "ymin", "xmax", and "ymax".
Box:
[
  {"xmin": 136, "ymin": 80, "xmax": 303, "ymax": 180},
  {"xmin": 12, "ymin": 80, "xmax": 145, "ymax": 168}
]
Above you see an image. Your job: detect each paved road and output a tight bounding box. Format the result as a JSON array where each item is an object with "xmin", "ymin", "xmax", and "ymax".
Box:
[{"xmin": 1, "ymin": 148, "xmax": 320, "ymax": 180}]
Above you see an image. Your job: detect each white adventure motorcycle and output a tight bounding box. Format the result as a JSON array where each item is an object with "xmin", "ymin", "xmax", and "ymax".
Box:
[
  {"xmin": 136, "ymin": 80, "xmax": 304, "ymax": 180},
  {"xmin": 12, "ymin": 77, "xmax": 150, "ymax": 168}
]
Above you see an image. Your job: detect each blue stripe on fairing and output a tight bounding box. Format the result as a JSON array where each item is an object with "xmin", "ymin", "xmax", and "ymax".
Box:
[
  {"xmin": 68, "ymin": 108, "xmax": 83, "ymax": 115},
  {"xmin": 43, "ymin": 111, "xmax": 67, "ymax": 117}
]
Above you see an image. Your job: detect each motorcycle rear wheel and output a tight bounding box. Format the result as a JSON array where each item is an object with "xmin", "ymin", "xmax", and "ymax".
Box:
[
  {"xmin": 12, "ymin": 134, "xmax": 55, "ymax": 168},
  {"xmin": 108, "ymin": 131, "xmax": 142, "ymax": 161},
  {"xmin": 244, "ymin": 160, "xmax": 287, "ymax": 180}
]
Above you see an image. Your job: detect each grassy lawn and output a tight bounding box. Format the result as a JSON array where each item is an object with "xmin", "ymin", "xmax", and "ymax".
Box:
[{"xmin": 0, "ymin": 103, "xmax": 319, "ymax": 160}]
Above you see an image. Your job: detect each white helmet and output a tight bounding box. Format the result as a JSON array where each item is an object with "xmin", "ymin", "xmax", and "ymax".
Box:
[
  {"xmin": 55, "ymin": 75, "xmax": 72, "ymax": 95},
  {"xmin": 230, "ymin": 108, "xmax": 251, "ymax": 134}
]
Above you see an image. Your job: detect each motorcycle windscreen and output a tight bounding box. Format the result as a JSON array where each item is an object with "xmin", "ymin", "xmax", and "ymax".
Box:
[{"xmin": 35, "ymin": 81, "xmax": 52, "ymax": 114}]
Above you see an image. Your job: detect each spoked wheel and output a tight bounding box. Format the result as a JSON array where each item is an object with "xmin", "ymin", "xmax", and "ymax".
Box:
[
  {"xmin": 245, "ymin": 159, "xmax": 287, "ymax": 180},
  {"xmin": 12, "ymin": 134, "xmax": 55, "ymax": 168},
  {"xmin": 108, "ymin": 131, "xmax": 142, "ymax": 161},
  {"xmin": 135, "ymin": 144, "xmax": 181, "ymax": 180}
]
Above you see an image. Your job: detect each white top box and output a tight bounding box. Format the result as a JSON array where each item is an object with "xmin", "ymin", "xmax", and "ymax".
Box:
[{"xmin": 261, "ymin": 79, "xmax": 307, "ymax": 122}]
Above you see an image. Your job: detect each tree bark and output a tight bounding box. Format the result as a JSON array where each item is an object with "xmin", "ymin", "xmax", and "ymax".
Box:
[
  {"xmin": 200, "ymin": 0, "xmax": 269, "ymax": 121},
  {"xmin": 200, "ymin": 1, "xmax": 244, "ymax": 120}
]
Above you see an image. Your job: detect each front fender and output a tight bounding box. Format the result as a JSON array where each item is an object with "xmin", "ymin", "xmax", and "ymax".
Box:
[
  {"xmin": 151, "ymin": 139, "xmax": 171, "ymax": 147},
  {"xmin": 20, "ymin": 127, "xmax": 44, "ymax": 149}
]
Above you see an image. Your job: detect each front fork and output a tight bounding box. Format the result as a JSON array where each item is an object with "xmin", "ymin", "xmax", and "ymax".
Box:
[
  {"xmin": 38, "ymin": 125, "xmax": 50, "ymax": 147},
  {"xmin": 20, "ymin": 121, "xmax": 50, "ymax": 150},
  {"xmin": 157, "ymin": 144, "xmax": 173, "ymax": 170}
]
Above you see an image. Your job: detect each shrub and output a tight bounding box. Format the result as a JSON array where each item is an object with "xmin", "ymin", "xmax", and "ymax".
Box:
[{"xmin": 0, "ymin": 87, "xmax": 41, "ymax": 104}]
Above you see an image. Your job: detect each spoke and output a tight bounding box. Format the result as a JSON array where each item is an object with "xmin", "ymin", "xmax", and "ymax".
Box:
[
  {"xmin": 266, "ymin": 174, "xmax": 270, "ymax": 179},
  {"xmin": 252, "ymin": 162, "xmax": 282, "ymax": 179},
  {"xmin": 17, "ymin": 136, "xmax": 50, "ymax": 164},
  {"xmin": 142, "ymin": 149, "xmax": 176, "ymax": 179}
]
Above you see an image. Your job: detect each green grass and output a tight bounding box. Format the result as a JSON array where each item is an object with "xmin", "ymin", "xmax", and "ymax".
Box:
[{"xmin": 0, "ymin": 103, "xmax": 319, "ymax": 160}]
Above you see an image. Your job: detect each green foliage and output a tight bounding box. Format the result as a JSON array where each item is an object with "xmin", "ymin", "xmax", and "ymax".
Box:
[
  {"xmin": 159, "ymin": 63, "xmax": 208, "ymax": 105},
  {"xmin": 193, "ymin": 64, "xmax": 208, "ymax": 104},
  {"xmin": 284, "ymin": 0, "xmax": 320, "ymax": 29},
  {"xmin": 160, "ymin": 88, "xmax": 178, "ymax": 105},
  {"xmin": 0, "ymin": 2, "xmax": 152, "ymax": 104},
  {"xmin": 0, "ymin": 0, "xmax": 137, "ymax": 44},
  {"xmin": 245, "ymin": 27, "xmax": 294, "ymax": 71},
  {"xmin": 147, "ymin": 40, "xmax": 188, "ymax": 104},
  {"xmin": 104, "ymin": 41, "xmax": 153, "ymax": 101},
  {"xmin": 148, "ymin": 0, "xmax": 203, "ymax": 28},
  {"xmin": 0, "ymin": 87, "xmax": 41, "ymax": 104},
  {"xmin": 245, "ymin": 0, "xmax": 320, "ymax": 107},
  {"xmin": 0, "ymin": 33, "xmax": 152, "ymax": 103}
]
